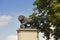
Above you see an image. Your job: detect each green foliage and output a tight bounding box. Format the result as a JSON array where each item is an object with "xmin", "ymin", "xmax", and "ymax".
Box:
[
  {"xmin": 48, "ymin": 1, "xmax": 60, "ymax": 40},
  {"xmin": 29, "ymin": 13, "xmax": 39, "ymax": 28},
  {"xmin": 29, "ymin": 13, "xmax": 38, "ymax": 20},
  {"xmin": 29, "ymin": 0, "xmax": 60, "ymax": 40}
]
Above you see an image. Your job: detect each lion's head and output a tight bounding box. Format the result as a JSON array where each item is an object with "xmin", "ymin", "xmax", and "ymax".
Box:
[{"xmin": 18, "ymin": 15, "xmax": 25, "ymax": 23}]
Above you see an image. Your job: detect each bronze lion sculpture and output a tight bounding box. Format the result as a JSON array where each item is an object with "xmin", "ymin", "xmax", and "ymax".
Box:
[{"xmin": 18, "ymin": 15, "xmax": 34, "ymax": 28}]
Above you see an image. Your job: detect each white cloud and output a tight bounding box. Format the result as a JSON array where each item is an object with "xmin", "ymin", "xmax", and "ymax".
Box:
[
  {"xmin": 6, "ymin": 35, "xmax": 17, "ymax": 40},
  {"xmin": 0, "ymin": 34, "xmax": 2, "ymax": 40},
  {"xmin": 0, "ymin": 15, "xmax": 12, "ymax": 27},
  {"xmin": 39, "ymin": 32, "xmax": 54, "ymax": 40},
  {"xmin": 50, "ymin": 25, "xmax": 55, "ymax": 30},
  {"xmin": 0, "ymin": 36, "xmax": 1, "ymax": 40},
  {"xmin": 39, "ymin": 32, "xmax": 46, "ymax": 40}
]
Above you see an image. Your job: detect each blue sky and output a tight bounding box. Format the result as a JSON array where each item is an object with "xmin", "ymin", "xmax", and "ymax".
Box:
[
  {"xmin": 0, "ymin": 0, "xmax": 34, "ymax": 40},
  {"xmin": 0, "ymin": 0, "xmax": 54, "ymax": 40}
]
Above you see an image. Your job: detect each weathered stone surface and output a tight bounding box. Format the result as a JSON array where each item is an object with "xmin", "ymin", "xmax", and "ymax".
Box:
[{"xmin": 17, "ymin": 28, "xmax": 39, "ymax": 40}]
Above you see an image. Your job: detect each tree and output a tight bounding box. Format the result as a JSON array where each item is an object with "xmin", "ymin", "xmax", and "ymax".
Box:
[{"xmin": 29, "ymin": 0, "xmax": 60, "ymax": 40}]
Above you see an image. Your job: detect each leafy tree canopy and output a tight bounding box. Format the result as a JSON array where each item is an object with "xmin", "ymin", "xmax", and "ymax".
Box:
[{"xmin": 29, "ymin": 0, "xmax": 60, "ymax": 40}]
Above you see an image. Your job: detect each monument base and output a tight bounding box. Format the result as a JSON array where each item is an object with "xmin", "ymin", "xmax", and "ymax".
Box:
[{"xmin": 17, "ymin": 28, "xmax": 39, "ymax": 40}]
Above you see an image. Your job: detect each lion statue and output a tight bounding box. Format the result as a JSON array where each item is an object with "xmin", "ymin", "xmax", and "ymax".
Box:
[{"xmin": 18, "ymin": 15, "xmax": 34, "ymax": 28}]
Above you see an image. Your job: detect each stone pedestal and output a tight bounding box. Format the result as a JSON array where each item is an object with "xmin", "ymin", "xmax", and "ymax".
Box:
[{"xmin": 17, "ymin": 28, "xmax": 39, "ymax": 40}]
